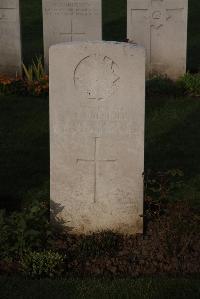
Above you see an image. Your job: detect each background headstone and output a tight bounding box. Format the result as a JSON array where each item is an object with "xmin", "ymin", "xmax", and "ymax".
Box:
[
  {"xmin": 127, "ymin": 0, "xmax": 188, "ymax": 80},
  {"xmin": 43, "ymin": 0, "xmax": 102, "ymax": 69},
  {"xmin": 50, "ymin": 41, "xmax": 145, "ymax": 234},
  {"xmin": 0, "ymin": 0, "xmax": 22, "ymax": 76}
]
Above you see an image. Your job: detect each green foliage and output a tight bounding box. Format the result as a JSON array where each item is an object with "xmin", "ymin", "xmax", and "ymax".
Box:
[
  {"xmin": 0, "ymin": 57, "xmax": 48, "ymax": 97},
  {"xmin": 0, "ymin": 201, "xmax": 51, "ymax": 260},
  {"xmin": 0, "ymin": 81, "xmax": 11, "ymax": 95},
  {"xmin": 0, "ymin": 210, "xmax": 10, "ymax": 257},
  {"xmin": 147, "ymin": 73, "xmax": 200, "ymax": 98},
  {"xmin": 144, "ymin": 169, "xmax": 184, "ymax": 219},
  {"xmin": 178, "ymin": 72, "xmax": 200, "ymax": 96},
  {"xmin": 22, "ymin": 56, "xmax": 45, "ymax": 82},
  {"xmin": 0, "ymin": 77, "xmax": 27, "ymax": 96},
  {"xmin": 2, "ymin": 68, "xmax": 200, "ymax": 99},
  {"xmin": 21, "ymin": 250, "xmax": 64, "ymax": 278},
  {"xmin": 78, "ymin": 231, "xmax": 121, "ymax": 258},
  {"xmin": 22, "ymin": 57, "xmax": 49, "ymax": 97},
  {"xmin": 7, "ymin": 79, "xmax": 28, "ymax": 96},
  {"xmin": 145, "ymin": 169, "xmax": 184, "ymax": 200},
  {"xmin": 22, "ymin": 63, "xmax": 33, "ymax": 82}
]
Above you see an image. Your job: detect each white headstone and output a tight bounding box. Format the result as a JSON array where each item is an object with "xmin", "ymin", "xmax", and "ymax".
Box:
[
  {"xmin": 42, "ymin": 0, "xmax": 102, "ymax": 69},
  {"xmin": 127, "ymin": 0, "xmax": 188, "ymax": 80},
  {"xmin": 50, "ymin": 41, "xmax": 145, "ymax": 235},
  {"xmin": 0, "ymin": 0, "xmax": 22, "ymax": 76}
]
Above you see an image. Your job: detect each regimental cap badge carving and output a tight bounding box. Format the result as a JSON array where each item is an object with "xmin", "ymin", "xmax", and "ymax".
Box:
[{"xmin": 74, "ymin": 54, "xmax": 120, "ymax": 101}]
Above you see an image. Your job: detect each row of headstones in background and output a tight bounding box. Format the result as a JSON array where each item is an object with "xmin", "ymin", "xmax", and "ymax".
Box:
[
  {"xmin": 43, "ymin": 0, "xmax": 188, "ymax": 79},
  {"xmin": 50, "ymin": 41, "xmax": 145, "ymax": 234},
  {"xmin": 43, "ymin": 0, "xmax": 102, "ymax": 69},
  {"xmin": 127, "ymin": 0, "xmax": 188, "ymax": 80},
  {"xmin": 0, "ymin": 0, "xmax": 22, "ymax": 76},
  {"xmin": 0, "ymin": 0, "xmax": 188, "ymax": 80}
]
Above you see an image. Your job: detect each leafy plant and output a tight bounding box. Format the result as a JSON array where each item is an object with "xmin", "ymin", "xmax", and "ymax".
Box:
[
  {"xmin": 22, "ymin": 56, "xmax": 45, "ymax": 82},
  {"xmin": 32, "ymin": 57, "xmax": 46, "ymax": 81},
  {"xmin": 145, "ymin": 169, "xmax": 184, "ymax": 199},
  {"xmin": 21, "ymin": 250, "xmax": 64, "ymax": 278},
  {"xmin": 0, "ymin": 76, "xmax": 12, "ymax": 95},
  {"xmin": 144, "ymin": 169, "xmax": 184, "ymax": 219},
  {"xmin": 22, "ymin": 63, "xmax": 33, "ymax": 82},
  {"xmin": 0, "ymin": 63, "xmax": 48, "ymax": 97},
  {"xmin": 0, "ymin": 76, "xmax": 26, "ymax": 96},
  {"xmin": 0, "ymin": 201, "xmax": 51, "ymax": 260},
  {"xmin": 178, "ymin": 72, "xmax": 200, "ymax": 96},
  {"xmin": 0, "ymin": 210, "xmax": 10, "ymax": 258},
  {"xmin": 22, "ymin": 56, "xmax": 49, "ymax": 96},
  {"xmin": 78, "ymin": 231, "xmax": 121, "ymax": 258}
]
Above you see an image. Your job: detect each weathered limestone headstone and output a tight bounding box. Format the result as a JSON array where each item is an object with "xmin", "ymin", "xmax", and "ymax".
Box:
[
  {"xmin": 50, "ymin": 41, "xmax": 145, "ymax": 234},
  {"xmin": 127, "ymin": 0, "xmax": 188, "ymax": 79},
  {"xmin": 0, "ymin": 0, "xmax": 22, "ymax": 76},
  {"xmin": 42, "ymin": 0, "xmax": 102, "ymax": 68}
]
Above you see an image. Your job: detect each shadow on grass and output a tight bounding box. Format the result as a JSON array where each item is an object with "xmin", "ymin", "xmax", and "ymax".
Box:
[
  {"xmin": 145, "ymin": 98, "xmax": 200, "ymax": 186},
  {"xmin": 1, "ymin": 96, "xmax": 200, "ymax": 211},
  {"xmin": 0, "ymin": 96, "xmax": 49, "ymax": 211},
  {"xmin": 0, "ymin": 276, "xmax": 199, "ymax": 299}
]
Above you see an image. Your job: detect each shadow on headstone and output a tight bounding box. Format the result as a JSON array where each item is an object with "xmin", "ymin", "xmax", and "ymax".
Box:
[{"xmin": 50, "ymin": 200, "xmax": 74, "ymax": 233}]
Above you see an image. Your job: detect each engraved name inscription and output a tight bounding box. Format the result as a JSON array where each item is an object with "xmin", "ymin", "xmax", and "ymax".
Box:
[
  {"xmin": 0, "ymin": 7, "xmax": 16, "ymax": 22},
  {"xmin": 61, "ymin": 108, "xmax": 137, "ymax": 137},
  {"xmin": 44, "ymin": 1, "xmax": 99, "ymax": 17}
]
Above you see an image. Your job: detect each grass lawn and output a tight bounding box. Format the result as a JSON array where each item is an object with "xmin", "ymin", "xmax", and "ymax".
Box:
[
  {"xmin": 0, "ymin": 276, "xmax": 200, "ymax": 299},
  {"xmin": 146, "ymin": 96, "xmax": 200, "ymax": 208},
  {"xmin": 0, "ymin": 95, "xmax": 49, "ymax": 210},
  {"xmin": 21, "ymin": 0, "xmax": 200, "ymax": 71},
  {"xmin": 1, "ymin": 95, "xmax": 200, "ymax": 210}
]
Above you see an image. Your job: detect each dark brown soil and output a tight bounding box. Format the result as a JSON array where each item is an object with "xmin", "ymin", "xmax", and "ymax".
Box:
[
  {"xmin": 0, "ymin": 200, "xmax": 199, "ymax": 277},
  {"xmin": 53, "ymin": 202, "xmax": 200, "ymax": 277}
]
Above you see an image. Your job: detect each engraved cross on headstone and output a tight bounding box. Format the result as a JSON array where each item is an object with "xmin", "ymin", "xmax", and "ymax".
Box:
[
  {"xmin": 77, "ymin": 137, "xmax": 116, "ymax": 203},
  {"xmin": 131, "ymin": 0, "xmax": 184, "ymax": 66},
  {"xmin": 60, "ymin": 20, "xmax": 85, "ymax": 42}
]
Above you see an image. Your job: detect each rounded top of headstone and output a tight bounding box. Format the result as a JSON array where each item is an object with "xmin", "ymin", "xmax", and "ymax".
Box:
[{"xmin": 49, "ymin": 40, "xmax": 145, "ymax": 52}]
